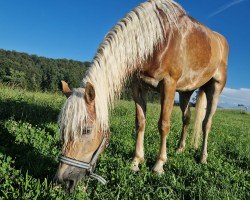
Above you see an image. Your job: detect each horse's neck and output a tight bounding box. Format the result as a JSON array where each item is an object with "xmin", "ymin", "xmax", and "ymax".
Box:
[{"xmin": 82, "ymin": 0, "xmax": 187, "ymax": 129}]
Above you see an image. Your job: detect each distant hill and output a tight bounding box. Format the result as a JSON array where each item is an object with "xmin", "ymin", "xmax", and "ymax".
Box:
[
  {"xmin": 0, "ymin": 49, "xmax": 160, "ymax": 101},
  {"xmin": 0, "ymin": 49, "xmax": 91, "ymax": 91}
]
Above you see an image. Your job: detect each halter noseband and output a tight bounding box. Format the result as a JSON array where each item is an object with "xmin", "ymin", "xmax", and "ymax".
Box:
[{"xmin": 59, "ymin": 131, "xmax": 110, "ymax": 185}]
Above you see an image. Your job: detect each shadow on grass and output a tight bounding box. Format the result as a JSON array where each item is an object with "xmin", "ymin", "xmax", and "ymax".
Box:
[
  {"xmin": 0, "ymin": 99, "xmax": 60, "ymax": 126},
  {"xmin": 193, "ymin": 150, "xmax": 202, "ymax": 164},
  {"xmin": 0, "ymin": 123, "xmax": 58, "ymax": 181},
  {"xmin": 0, "ymin": 98, "xmax": 60, "ymax": 180}
]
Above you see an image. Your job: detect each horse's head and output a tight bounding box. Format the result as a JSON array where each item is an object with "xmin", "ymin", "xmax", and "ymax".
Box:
[{"xmin": 54, "ymin": 81, "xmax": 109, "ymax": 192}]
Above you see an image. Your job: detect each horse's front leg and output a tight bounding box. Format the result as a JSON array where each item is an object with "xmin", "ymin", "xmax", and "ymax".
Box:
[
  {"xmin": 131, "ymin": 81, "xmax": 147, "ymax": 172},
  {"xmin": 153, "ymin": 77, "xmax": 176, "ymax": 174}
]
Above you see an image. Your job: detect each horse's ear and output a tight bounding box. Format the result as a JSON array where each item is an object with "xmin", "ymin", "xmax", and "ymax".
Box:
[
  {"xmin": 85, "ymin": 82, "xmax": 95, "ymax": 104},
  {"xmin": 61, "ymin": 80, "xmax": 72, "ymax": 98}
]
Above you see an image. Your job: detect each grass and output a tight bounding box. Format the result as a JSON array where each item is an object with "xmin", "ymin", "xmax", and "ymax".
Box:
[{"xmin": 0, "ymin": 85, "xmax": 249, "ymax": 199}]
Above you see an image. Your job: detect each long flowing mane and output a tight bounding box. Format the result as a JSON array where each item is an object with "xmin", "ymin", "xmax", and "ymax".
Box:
[
  {"xmin": 84, "ymin": 0, "xmax": 185, "ymax": 129},
  {"xmin": 59, "ymin": 0, "xmax": 186, "ymax": 141}
]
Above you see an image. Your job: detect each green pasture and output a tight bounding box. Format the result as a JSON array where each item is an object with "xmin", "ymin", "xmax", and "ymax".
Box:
[{"xmin": 0, "ymin": 85, "xmax": 249, "ymax": 199}]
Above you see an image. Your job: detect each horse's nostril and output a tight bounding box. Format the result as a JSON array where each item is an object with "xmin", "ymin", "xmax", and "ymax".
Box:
[
  {"xmin": 65, "ymin": 179, "xmax": 76, "ymax": 193},
  {"xmin": 53, "ymin": 175, "xmax": 59, "ymax": 184}
]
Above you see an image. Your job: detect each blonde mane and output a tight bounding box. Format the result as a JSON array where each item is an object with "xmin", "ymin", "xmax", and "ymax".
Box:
[
  {"xmin": 59, "ymin": 0, "xmax": 186, "ymax": 142},
  {"xmin": 58, "ymin": 88, "xmax": 88, "ymax": 146}
]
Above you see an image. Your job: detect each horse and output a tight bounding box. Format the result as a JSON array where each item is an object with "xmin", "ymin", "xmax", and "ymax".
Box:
[{"xmin": 54, "ymin": 0, "xmax": 228, "ymax": 192}]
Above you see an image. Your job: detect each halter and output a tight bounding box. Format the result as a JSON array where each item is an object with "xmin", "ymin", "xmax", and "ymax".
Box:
[{"xmin": 59, "ymin": 131, "xmax": 110, "ymax": 185}]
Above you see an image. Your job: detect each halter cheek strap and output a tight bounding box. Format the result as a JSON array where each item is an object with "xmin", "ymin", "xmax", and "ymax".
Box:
[{"xmin": 59, "ymin": 133, "xmax": 109, "ymax": 185}]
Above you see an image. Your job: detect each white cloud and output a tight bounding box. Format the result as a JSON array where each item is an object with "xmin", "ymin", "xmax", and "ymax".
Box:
[
  {"xmin": 174, "ymin": 87, "xmax": 250, "ymax": 109},
  {"xmin": 220, "ymin": 87, "xmax": 250, "ymax": 108},
  {"xmin": 208, "ymin": 0, "xmax": 246, "ymax": 18}
]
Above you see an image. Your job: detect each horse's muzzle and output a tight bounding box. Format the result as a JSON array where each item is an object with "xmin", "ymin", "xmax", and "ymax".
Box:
[{"xmin": 54, "ymin": 167, "xmax": 87, "ymax": 193}]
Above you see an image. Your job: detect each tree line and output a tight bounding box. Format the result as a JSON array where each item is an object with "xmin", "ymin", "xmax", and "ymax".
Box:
[
  {"xmin": 0, "ymin": 49, "xmax": 165, "ymax": 102},
  {"xmin": 0, "ymin": 49, "xmax": 91, "ymax": 91}
]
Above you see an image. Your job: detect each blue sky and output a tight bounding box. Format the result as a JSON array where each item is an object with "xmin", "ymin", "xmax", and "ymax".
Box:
[{"xmin": 0, "ymin": 0, "xmax": 249, "ymax": 107}]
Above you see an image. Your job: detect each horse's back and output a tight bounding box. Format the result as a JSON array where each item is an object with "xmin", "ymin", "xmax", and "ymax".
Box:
[
  {"xmin": 175, "ymin": 17, "xmax": 228, "ymax": 91},
  {"xmin": 140, "ymin": 11, "xmax": 228, "ymax": 91}
]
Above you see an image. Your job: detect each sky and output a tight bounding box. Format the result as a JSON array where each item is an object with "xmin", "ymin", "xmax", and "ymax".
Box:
[{"xmin": 0, "ymin": 0, "xmax": 249, "ymax": 108}]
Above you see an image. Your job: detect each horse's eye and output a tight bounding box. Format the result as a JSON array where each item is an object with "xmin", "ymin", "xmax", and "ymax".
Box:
[{"xmin": 85, "ymin": 127, "xmax": 92, "ymax": 134}]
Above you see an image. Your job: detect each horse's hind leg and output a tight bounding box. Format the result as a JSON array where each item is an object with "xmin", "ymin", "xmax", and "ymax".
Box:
[
  {"xmin": 200, "ymin": 77, "xmax": 226, "ymax": 163},
  {"xmin": 176, "ymin": 91, "xmax": 194, "ymax": 153},
  {"xmin": 152, "ymin": 78, "xmax": 176, "ymax": 174},
  {"xmin": 131, "ymin": 80, "xmax": 147, "ymax": 172}
]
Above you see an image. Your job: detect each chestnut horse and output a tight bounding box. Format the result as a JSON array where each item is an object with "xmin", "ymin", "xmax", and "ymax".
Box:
[{"xmin": 54, "ymin": 0, "xmax": 228, "ymax": 191}]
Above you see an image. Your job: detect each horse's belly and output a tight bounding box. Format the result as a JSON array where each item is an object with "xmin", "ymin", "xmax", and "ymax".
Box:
[{"xmin": 176, "ymin": 66, "xmax": 217, "ymax": 91}]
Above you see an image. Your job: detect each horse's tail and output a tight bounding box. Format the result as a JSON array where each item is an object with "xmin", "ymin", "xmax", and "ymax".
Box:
[{"xmin": 192, "ymin": 90, "xmax": 207, "ymax": 149}]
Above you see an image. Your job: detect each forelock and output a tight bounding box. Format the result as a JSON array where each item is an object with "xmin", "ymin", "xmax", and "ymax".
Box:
[{"xmin": 58, "ymin": 88, "xmax": 89, "ymax": 148}]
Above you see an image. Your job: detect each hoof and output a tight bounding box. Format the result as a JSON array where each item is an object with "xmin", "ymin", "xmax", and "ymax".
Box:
[
  {"xmin": 176, "ymin": 147, "xmax": 185, "ymax": 154},
  {"xmin": 200, "ymin": 154, "xmax": 208, "ymax": 164},
  {"xmin": 152, "ymin": 160, "xmax": 165, "ymax": 175},
  {"xmin": 200, "ymin": 159, "xmax": 208, "ymax": 164},
  {"xmin": 130, "ymin": 158, "xmax": 143, "ymax": 173},
  {"xmin": 153, "ymin": 168, "xmax": 165, "ymax": 175},
  {"xmin": 131, "ymin": 164, "xmax": 140, "ymax": 173},
  {"xmin": 152, "ymin": 166, "xmax": 165, "ymax": 175},
  {"xmin": 131, "ymin": 156, "xmax": 144, "ymax": 172}
]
